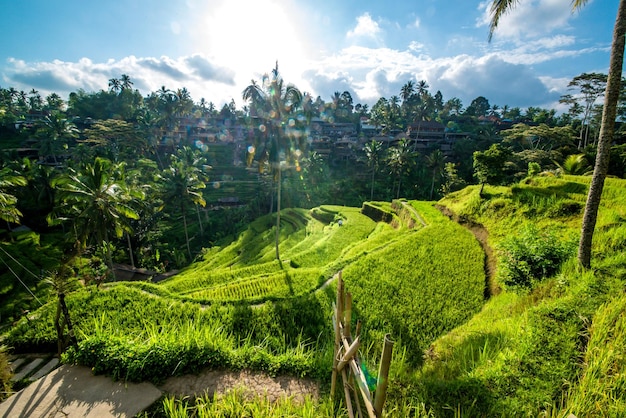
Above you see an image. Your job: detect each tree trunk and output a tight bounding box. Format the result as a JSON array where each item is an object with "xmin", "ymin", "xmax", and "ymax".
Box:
[
  {"xmin": 578, "ymin": 0, "xmax": 626, "ymax": 269},
  {"xmin": 126, "ymin": 232, "xmax": 135, "ymax": 268},
  {"xmin": 182, "ymin": 202, "xmax": 192, "ymax": 260},
  {"xmin": 275, "ymin": 166, "xmax": 281, "ymax": 262},
  {"xmin": 196, "ymin": 205, "xmax": 204, "ymax": 236},
  {"xmin": 103, "ymin": 229, "xmax": 115, "ymax": 281},
  {"xmin": 370, "ymin": 168, "xmax": 375, "ymax": 201}
]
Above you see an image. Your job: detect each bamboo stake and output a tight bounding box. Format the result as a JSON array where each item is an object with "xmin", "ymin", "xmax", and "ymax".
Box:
[
  {"xmin": 344, "ymin": 291, "xmax": 352, "ymax": 338},
  {"xmin": 340, "ymin": 324, "xmax": 376, "ymax": 418},
  {"xmin": 331, "ymin": 273, "xmax": 345, "ymax": 398},
  {"xmin": 341, "ymin": 369, "xmax": 355, "ymax": 418},
  {"xmin": 337, "ymin": 337, "xmax": 360, "ymax": 372},
  {"xmin": 373, "ymin": 334, "xmax": 394, "ymax": 417}
]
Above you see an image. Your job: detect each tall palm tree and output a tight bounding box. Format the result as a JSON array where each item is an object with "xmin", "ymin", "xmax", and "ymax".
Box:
[
  {"xmin": 242, "ymin": 62, "xmax": 303, "ymax": 261},
  {"xmin": 386, "ymin": 139, "xmax": 415, "ymax": 199},
  {"xmin": 364, "ymin": 140, "xmax": 384, "ymax": 201},
  {"xmin": 161, "ymin": 147, "xmax": 207, "ymax": 260},
  {"xmin": 0, "ymin": 166, "xmax": 27, "ymax": 224},
  {"xmin": 120, "ymin": 74, "xmax": 133, "ymax": 91},
  {"xmin": 426, "ymin": 149, "xmax": 447, "ymax": 200},
  {"xmin": 36, "ymin": 113, "xmax": 79, "ymax": 164},
  {"xmin": 51, "ymin": 157, "xmax": 141, "ymax": 280},
  {"xmin": 108, "ymin": 78, "xmax": 122, "ymax": 93},
  {"xmin": 489, "ymin": 0, "xmax": 626, "ymax": 268}
]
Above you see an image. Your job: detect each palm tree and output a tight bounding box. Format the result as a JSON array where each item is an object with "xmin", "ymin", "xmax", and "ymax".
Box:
[
  {"xmin": 556, "ymin": 154, "xmax": 593, "ymax": 175},
  {"xmin": 386, "ymin": 139, "xmax": 415, "ymax": 199},
  {"xmin": 36, "ymin": 113, "xmax": 79, "ymax": 164},
  {"xmin": 51, "ymin": 157, "xmax": 141, "ymax": 280},
  {"xmin": 242, "ymin": 62, "xmax": 303, "ymax": 261},
  {"xmin": 108, "ymin": 78, "xmax": 122, "ymax": 93},
  {"xmin": 161, "ymin": 147, "xmax": 207, "ymax": 260},
  {"xmin": 364, "ymin": 140, "xmax": 384, "ymax": 200},
  {"xmin": 489, "ymin": 0, "xmax": 626, "ymax": 268},
  {"xmin": 426, "ymin": 149, "xmax": 447, "ymax": 200},
  {"xmin": 120, "ymin": 74, "xmax": 133, "ymax": 91},
  {"xmin": 0, "ymin": 166, "xmax": 27, "ymax": 224}
]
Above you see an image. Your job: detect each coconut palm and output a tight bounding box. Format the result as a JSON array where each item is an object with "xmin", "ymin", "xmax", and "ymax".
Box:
[
  {"xmin": 426, "ymin": 149, "xmax": 447, "ymax": 200},
  {"xmin": 386, "ymin": 139, "xmax": 416, "ymax": 199},
  {"xmin": 489, "ymin": 0, "xmax": 626, "ymax": 268},
  {"xmin": 0, "ymin": 166, "xmax": 27, "ymax": 224},
  {"xmin": 161, "ymin": 147, "xmax": 207, "ymax": 260},
  {"xmin": 242, "ymin": 62, "xmax": 303, "ymax": 261},
  {"xmin": 120, "ymin": 74, "xmax": 133, "ymax": 91},
  {"xmin": 364, "ymin": 140, "xmax": 384, "ymax": 200},
  {"xmin": 36, "ymin": 113, "xmax": 79, "ymax": 164},
  {"xmin": 51, "ymin": 157, "xmax": 141, "ymax": 280}
]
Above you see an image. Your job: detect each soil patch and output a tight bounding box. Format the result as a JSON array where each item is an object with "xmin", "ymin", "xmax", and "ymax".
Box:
[{"xmin": 159, "ymin": 369, "xmax": 320, "ymax": 403}]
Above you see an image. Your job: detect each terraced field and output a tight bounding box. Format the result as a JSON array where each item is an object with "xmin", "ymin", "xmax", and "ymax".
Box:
[{"xmin": 6, "ymin": 199, "xmax": 485, "ymax": 385}]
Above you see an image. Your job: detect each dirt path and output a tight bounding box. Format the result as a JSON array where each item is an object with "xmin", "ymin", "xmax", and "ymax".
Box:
[
  {"xmin": 436, "ymin": 205, "xmax": 500, "ymax": 297},
  {"xmin": 159, "ymin": 368, "xmax": 320, "ymax": 403}
]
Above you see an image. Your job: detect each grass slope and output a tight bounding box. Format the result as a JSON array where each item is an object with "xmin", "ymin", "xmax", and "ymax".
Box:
[
  {"xmin": 395, "ymin": 175, "xmax": 626, "ymax": 416},
  {"xmin": 4, "ymin": 200, "xmax": 486, "ymax": 396}
]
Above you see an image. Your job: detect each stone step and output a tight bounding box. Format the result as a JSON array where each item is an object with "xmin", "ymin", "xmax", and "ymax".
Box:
[
  {"xmin": 11, "ymin": 357, "xmax": 44, "ymax": 381},
  {"xmin": 29, "ymin": 357, "xmax": 59, "ymax": 380},
  {"xmin": 8, "ymin": 357, "xmax": 26, "ymax": 372}
]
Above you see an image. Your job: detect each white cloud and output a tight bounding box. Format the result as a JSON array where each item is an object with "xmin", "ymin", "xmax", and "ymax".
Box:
[
  {"xmin": 2, "ymin": 55, "xmax": 237, "ymax": 105},
  {"xmin": 408, "ymin": 41, "xmax": 425, "ymax": 53},
  {"xmin": 347, "ymin": 13, "xmax": 382, "ymax": 41}
]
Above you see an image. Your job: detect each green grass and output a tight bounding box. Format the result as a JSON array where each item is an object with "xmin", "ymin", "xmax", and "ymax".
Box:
[
  {"xmin": 393, "ymin": 174, "xmax": 626, "ymax": 416},
  {"xmin": 7, "ymin": 174, "xmax": 625, "ymax": 416}
]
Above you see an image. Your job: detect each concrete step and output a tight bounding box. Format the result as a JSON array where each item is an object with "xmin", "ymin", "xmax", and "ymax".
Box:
[
  {"xmin": 8, "ymin": 356, "xmax": 26, "ymax": 372},
  {"xmin": 30, "ymin": 357, "xmax": 60, "ymax": 380},
  {"xmin": 11, "ymin": 357, "xmax": 44, "ymax": 381}
]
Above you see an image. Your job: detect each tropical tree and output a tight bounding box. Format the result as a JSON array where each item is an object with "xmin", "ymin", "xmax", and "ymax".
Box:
[
  {"xmin": 364, "ymin": 139, "xmax": 384, "ymax": 200},
  {"xmin": 473, "ymin": 143, "xmax": 512, "ymax": 195},
  {"xmin": 36, "ymin": 113, "xmax": 79, "ymax": 164},
  {"xmin": 108, "ymin": 78, "xmax": 122, "ymax": 93},
  {"xmin": 556, "ymin": 154, "xmax": 593, "ymax": 175},
  {"xmin": 426, "ymin": 149, "xmax": 447, "ymax": 200},
  {"xmin": 0, "ymin": 166, "xmax": 27, "ymax": 224},
  {"xmin": 50, "ymin": 157, "xmax": 142, "ymax": 281},
  {"xmin": 120, "ymin": 74, "xmax": 133, "ymax": 91},
  {"xmin": 161, "ymin": 147, "xmax": 207, "ymax": 260},
  {"xmin": 242, "ymin": 62, "xmax": 303, "ymax": 261},
  {"xmin": 386, "ymin": 138, "xmax": 416, "ymax": 199},
  {"xmin": 559, "ymin": 73, "xmax": 607, "ymax": 149},
  {"xmin": 489, "ymin": 0, "xmax": 626, "ymax": 268}
]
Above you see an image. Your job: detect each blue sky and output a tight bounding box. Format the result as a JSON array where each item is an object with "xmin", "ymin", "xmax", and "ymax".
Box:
[{"xmin": 0, "ymin": 0, "xmax": 617, "ymax": 112}]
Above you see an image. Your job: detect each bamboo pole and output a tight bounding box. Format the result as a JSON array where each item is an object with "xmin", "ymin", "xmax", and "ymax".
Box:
[
  {"xmin": 344, "ymin": 291, "xmax": 352, "ymax": 338},
  {"xmin": 341, "ymin": 369, "xmax": 355, "ymax": 418},
  {"xmin": 331, "ymin": 273, "xmax": 345, "ymax": 398},
  {"xmin": 340, "ymin": 324, "xmax": 376, "ymax": 418},
  {"xmin": 373, "ymin": 334, "xmax": 394, "ymax": 417},
  {"xmin": 337, "ymin": 337, "xmax": 360, "ymax": 372}
]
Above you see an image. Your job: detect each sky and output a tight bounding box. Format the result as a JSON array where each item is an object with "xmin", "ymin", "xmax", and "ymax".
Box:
[{"xmin": 0, "ymin": 0, "xmax": 618, "ymax": 113}]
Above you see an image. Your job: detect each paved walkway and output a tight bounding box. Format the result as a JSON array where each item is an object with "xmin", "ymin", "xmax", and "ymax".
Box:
[
  {"xmin": 0, "ymin": 365, "xmax": 162, "ymax": 418},
  {"xmin": 2, "ymin": 355, "xmax": 319, "ymax": 417}
]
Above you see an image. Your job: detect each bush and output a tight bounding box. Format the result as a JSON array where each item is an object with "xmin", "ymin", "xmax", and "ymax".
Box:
[
  {"xmin": 0, "ymin": 345, "xmax": 12, "ymax": 401},
  {"xmin": 498, "ymin": 224, "xmax": 575, "ymax": 290}
]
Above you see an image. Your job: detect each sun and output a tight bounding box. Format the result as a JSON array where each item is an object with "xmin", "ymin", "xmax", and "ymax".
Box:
[{"xmin": 196, "ymin": 0, "xmax": 310, "ymax": 87}]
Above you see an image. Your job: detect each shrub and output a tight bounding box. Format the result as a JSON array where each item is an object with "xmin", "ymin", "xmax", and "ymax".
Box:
[
  {"xmin": 0, "ymin": 345, "xmax": 12, "ymax": 401},
  {"xmin": 498, "ymin": 224, "xmax": 575, "ymax": 290}
]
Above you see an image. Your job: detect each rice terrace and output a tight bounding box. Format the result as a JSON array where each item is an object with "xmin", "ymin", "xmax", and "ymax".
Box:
[{"xmin": 1, "ymin": 1, "xmax": 626, "ymax": 414}]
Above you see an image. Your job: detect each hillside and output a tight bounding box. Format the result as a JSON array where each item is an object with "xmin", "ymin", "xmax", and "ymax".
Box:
[
  {"xmin": 4, "ymin": 201, "xmax": 485, "ymax": 390},
  {"xmin": 4, "ymin": 174, "xmax": 625, "ymax": 417},
  {"xmin": 396, "ymin": 175, "xmax": 626, "ymax": 416}
]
